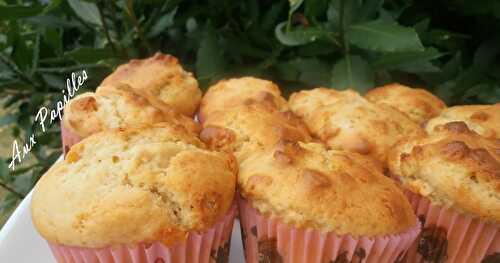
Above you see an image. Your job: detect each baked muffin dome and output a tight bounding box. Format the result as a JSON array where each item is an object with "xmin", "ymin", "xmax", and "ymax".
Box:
[
  {"xmin": 238, "ymin": 141, "xmax": 417, "ymax": 236},
  {"xmin": 32, "ymin": 123, "xmax": 237, "ymax": 248},
  {"xmin": 200, "ymin": 104, "xmax": 311, "ymax": 161},
  {"xmin": 365, "ymin": 83, "xmax": 446, "ymax": 124},
  {"xmin": 425, "ymin": 104, "xmax": 500, "ymax": 139},
  {"xmin": 99, "ymin": 53, "xmax": 201, "ymax": 117},
  {"xmin": 288, "ymin": 87, "xmax": 359, "ymax": 120},
  {"xmin": 289, "ymin": 88, "xmax": 423, "ymax": 164},
  {"xmin": 198, "ymin": 77, "xmax": 288, "ymax": 122},
  {"xmin": 63, "ymin": 84, "xmax": 199, "ymax": 138},
  {"xmin": 388, "ymin": 121, "xmax": 500, "ymax": 224}
]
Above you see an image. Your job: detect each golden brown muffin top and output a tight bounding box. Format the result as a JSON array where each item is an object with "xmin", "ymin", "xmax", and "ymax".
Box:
[
  {"xmin": 200, "ymin": 104, "xmax": 311, "ymax": 161},
  {"xmin": 425, "ymin": 104, "xmax": 500, "ymax": 139},
  {"xmin": 289, "ymin": 88, "xmax": 423, "ymax": 164},
  {"xmin": 198, "ymin": 77, "xmax": 288, "ymax": 122},
  {"xmin": 366, "ymin": 83, "xmax": 446, "ymax": 124},
  {"xmin": 288, "ymin": 87, "xmax": 359, "ymax": 121},
  {"xmin": 239, "ymin": 141, "xmax": 417, "ymax": 236},
  {"xmin": 32, "ymin": 123, "xmax": 237, "ymax": 248},
  {"xmin": 388, "ymin": 121, "xmax": 500, "ymax": 223},
  {"xmin": 63, "ymin": 84, "xmax": 199, "ymax": 138},
  {"xmin": 99, "ymin": 53, "xmax": 201, "ymax": 117}
]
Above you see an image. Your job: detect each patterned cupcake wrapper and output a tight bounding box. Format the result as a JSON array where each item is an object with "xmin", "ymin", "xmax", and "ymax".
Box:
[
  {"xmin": 47, "ymin": 204, "xmax": 236, "ymax": 263},
  {"xmin": 404, "ymin": 190, "xmax": 499, "ymax": 263},
  {"xmin": 238, "ymin": 196, "xmax": 421, "ymax": 263},
  {"xmin": 60, "ymin": 121, "xmax": 82, "ymax": 156}
]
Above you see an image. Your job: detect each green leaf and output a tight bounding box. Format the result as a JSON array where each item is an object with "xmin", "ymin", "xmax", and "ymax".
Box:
[
  {"xmin": 67, "ymin": 0, "xmax": 102, "ymax": 26},
  {"xmin": 286, "ymin": 0, "xmax": 304, "ymax": 29},
  {"xmin": 330, "ymin": 55, "xmax": 374, "ymax": 93},
  {"xmin": 305, "ymin": 0, "xmax": 329, "ymax": 18},
  {"xmin": 31, "ymin": 32, "xmax": 41, "ymax": 75},
  {"xmin": 261, "ymin": 1, "xmax": 286, "ymax": 30},
  {"xmin": 0, "ymin": 159, "xmax": 11, "ymax": 184},
  {"xmin": 473, "ymin": 37, "xmax": 500, "ymax": 71},
  {"xmin": 147, "ymin": 8, "xmax": 177, "ymax": 38},
  {"xmin": 26, "ymin": 15, "xmax": 80, "ymax": 28},
  {"xmin": 0, "ymin": 193, "xmax": 19, "ymax": 214},
  {"xmin": 347, "ymin": 20, "xmax": 424, "ymax": 52},
  {"xmin": 414, "ymin": 18, "xmax": 430, "ymax": 36},
  {"xmin": 275, "ymin": 22, "xmax": 325, "ymax": 46},
  {"xmin": 186, "ymin": 17, "xmax": 198, "ymax": 32},
  {"xmin": 196, "ymin": 28, "xmax": 225, "ymax": 86},
  {"xmin": 289, "ymin": 58, "xmax": 332, "ymax": 86},
  {"xmin": 64, "ymin": 47, "xmax": 114, "ymax": 64},
  {"xmin": 289, "ymin": 0, "xmax": 304, "ymax": 14},
  {"xmin": 43, "ymin": 0, "xmax": 63, "ymax": 13},
  {"xmin": 0, "ymin": 5, "xmax": 43, "ymax": 20},
  {"xmin": 44, "ymin": 28, "xmax": 62, "ymax": 55},
  {"xmin": 12, "ymin": 37, "xmax": 33, "ymax": 72},
  {"xmin": 397, "ymin": 61, "xmax": 441, "ymax": 73},
  {"xmin": 372, "ymin": 48, "xmax": 443, "ymax": 69},
  {"xmin": 463, "ymin": 83, "xmax": 500, "ymax": 104},
  {"xmin": 357, "ymin": 0, "xmax": 384, "ymax": 21}
]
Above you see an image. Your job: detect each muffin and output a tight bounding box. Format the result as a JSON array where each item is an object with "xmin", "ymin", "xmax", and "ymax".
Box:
[
  {"xmin": 99, "ymin": 52, "xmax": 201, "ymax": 117},
  {"xmin": 32, "ymin": 123, "xmax": 237, "ymax": 263},
  {"xmin": 198, "ymin": 77, "xmax": 288, "ymax": 122},
  {"xmin": 289, "ymin": 88, "xmax": 423, "ymax": 165},
  {"xmin": 238, "ymin": 141, "xmax": 420, "ymax": 262},
  {"xmin": 62, "ymin": 83, "xmax": 199, "ymax": 153},
  {"xmin": 199, "ymin": 103, "xmax": 311, "ymax": 161},
  {"xmin": 425, "ymin": 104, "xmax": 500, "ymax": 138},
  {"xmin": 365, "ymin": 83, "xmax": 446, "ymax": 124},
  {"xmin": 388, "ymin": 121, "xmax": 500, "ymax": 263}
]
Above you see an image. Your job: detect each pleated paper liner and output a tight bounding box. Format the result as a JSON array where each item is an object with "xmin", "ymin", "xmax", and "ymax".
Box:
[
  {"xmin": 238, "ymin": 196, "xmax": 421, "ymax": 263},
  {"xmin": 60, "ymin": 121, "xmax": 82, "ymax": 156},
  {"xmin": 404, "ymin": 190, "xmax": 499, "ymax": 263},
  {"xmin": 47, "ymin": 204, "xmax": 236, "ymax": 263}
]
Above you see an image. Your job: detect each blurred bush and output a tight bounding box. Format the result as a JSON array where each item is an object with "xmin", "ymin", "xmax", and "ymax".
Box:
[{"xmin": 0, "ymin": 0, "xmax": 499, "ymax": 221}]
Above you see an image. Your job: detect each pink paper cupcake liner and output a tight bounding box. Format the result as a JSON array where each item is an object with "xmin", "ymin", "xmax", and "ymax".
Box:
[
  {"xmin": 47, "ymin": 204, "xmax": 236, "ymax": 263},
  {"xmin": 238, "ymin": 196, "xmax": 421, "ymax": 263},
  {"xmin": 404, "ymin": 190, "xmax": 499, "ymax": 263},
  {"xmin": 61, "ymin": 121, "xmax": 82, "ymax": 156}
]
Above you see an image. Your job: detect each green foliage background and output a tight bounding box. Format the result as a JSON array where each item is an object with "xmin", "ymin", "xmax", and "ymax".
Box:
[{"xmin": 0, "ymin": 0, "xmax": 499, "ymax": 224}]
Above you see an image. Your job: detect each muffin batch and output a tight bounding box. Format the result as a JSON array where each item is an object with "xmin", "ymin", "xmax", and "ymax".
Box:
[{"xmin": 31, "ymin": 53, "xmax": 499, "ymax": 263}]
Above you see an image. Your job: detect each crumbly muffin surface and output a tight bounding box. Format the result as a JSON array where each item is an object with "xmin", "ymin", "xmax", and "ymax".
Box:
[
  {"xmin": 289, "ymin": 88, "xmax": 423, "ymax": 164},
  {"xmin": 366, "ymin": 83, "xmax": 446, "ymax": 124},
  {"xmin": 425, "ymin": 104, "xmax": 500, "ymax": 139},
  {"xmin": 200, "ymin": 104, "xmax": 311, "ymax": 161},
  {"xmin": 32, "ymin": 124, "xmax": 236, "ymax": 248},
  {"xmin": 389, "ymin": 121, "xmax": 500, "ymax": 224},
  {"xmin": 100, "ymin": 52, "xmax": 201, "ymax": 117},
  {"xmin": 63, "ymin": 84, "xmax": 199, "ymax": 138},
  {"xmin": 239, "ymin": 141, "xmax": 417, "ymax": 236},
  {"xmin": 199, "ymin": 77, "xmax": 288, "ymax": 122}
]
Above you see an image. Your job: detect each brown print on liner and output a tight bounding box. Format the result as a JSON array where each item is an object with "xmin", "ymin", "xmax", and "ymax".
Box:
[
  {"xmin": 210, "ymin": 241, "xmax": 231, "ymax": 263},
  {"xmin": 249, "ymin": 223, "xmax": 283, "ymax": 263},
  {"xmin": 327, "ymin": 247, "xmax": 367, "ymax": 263},
  {"xmin": 481, "ymin": 253, "xmax": 500, "ymax": 263},
  {"xmin": 258, "ymin": 238, "xmax": 282, "ymax": 263},
  {"xmin": 417, "ymin": 225, "xmax": 448, "ymax": 263}
]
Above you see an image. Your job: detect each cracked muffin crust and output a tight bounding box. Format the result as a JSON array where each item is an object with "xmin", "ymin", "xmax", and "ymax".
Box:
[
  {"xmin": 198, "ymin": 77, "xmax": 288, "ymax": 122},
  {"xmin": 365, "ymin": 83, "xmax": 446, "ymax": 124},
  {"xmin": 238, "ymin": 141, "xmax": 417, "ymax": 236},
  {"xmin": 199, "ymin": 103, "xmax": 311, "ymax": 161},
  {"xmin": 32, "ymin": 123, "xmax": 237, "ymax": 248},
  {"xmin": 425, "ymin": 104, "xmax": 500, "ymax": 139},
  {"xmin": 388, "ymin": 121, "xmax": 500, "ymax": 224},
  {"xmin": 99, "ymin": 52, "xmax": 201, "ymax": 117},
  {"xmin": 289, "ymin": 88, "xmax": 423, "ymax": 165},
  {"xmin": 63, "ymin": 83, "xmax": 199, "ymax": 138}
]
